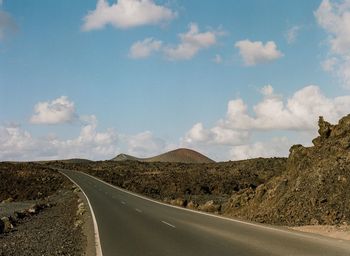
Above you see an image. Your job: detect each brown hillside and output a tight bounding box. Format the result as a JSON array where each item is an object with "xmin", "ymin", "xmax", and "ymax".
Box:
[
  {"xmin": 112, "ymin": 148, "xmax": 215, "ymax": 164},
  {"xmin": 223, "ymin": 115, "xmax": 350, "ymax": 226}
]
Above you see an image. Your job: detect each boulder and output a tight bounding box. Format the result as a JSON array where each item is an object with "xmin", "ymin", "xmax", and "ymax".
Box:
[
  {"xmin": 198, "ymin": 200, "xmax": 221, "ymax": 213},
  {"xmin": 318, "ymin": 116, "xmax": 333, "ymax": 138},
  {"xmin": 170, "ymin": 198, "xmax": 187, "ymax": 207},
  {"xmin": 186, "ymin": 201, "xmax": 198, "ymax": 210},
  {"xmin": 0, "ymin": 217, "xmax": 13, "ymax": 233},
  {"xmin": 14, "ymin": 210, "xmax": 28, "ymax": 219},
  {"xmin": 76, "ymin": 202, "xmax": 85, "ymax": 216}
]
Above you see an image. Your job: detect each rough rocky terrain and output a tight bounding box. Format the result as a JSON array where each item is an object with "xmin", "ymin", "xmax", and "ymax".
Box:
[
  {"xmin": 52, "ymin": 114, "xmax": 350, "ymax": 229},
  {"xmin": 223, "ymin": 115, "xmax": 350, "ymax": 226},
  {"xmin": 0, "ymin": 162, "xmax": 68, "ymax": 202},
  {"xmin": 0, "ymin": 162, "xmax": 86, "ymax": 256},
  {"xmin": 51, "ymin": 157, "xmax": 286, "ymax": 208}
]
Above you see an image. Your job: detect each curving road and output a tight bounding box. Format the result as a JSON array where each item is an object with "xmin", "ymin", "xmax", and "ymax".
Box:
[{"xmin": 60, "ymin": 169, "xmax": 350, "ymax": 256}]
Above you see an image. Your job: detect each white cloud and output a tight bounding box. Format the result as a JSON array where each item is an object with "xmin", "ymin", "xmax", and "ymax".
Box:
[
  {"xmin": 128, "ymin": 23, "xmax": 222, "ymax": 61},
  {"xmin": 183, "ymin": 122, "xmax": 249, "ymax": 146},
  {"xmin": 163, "ymin": 23, "xmax": 219, "ymax": 60},
  {"xmin": 315, "ymin": 0, "xmax": 350, "ymax": 88},
  {"xmin": 129, "ymin": 37, "xmax": 162, "ymax": 59},
  {"xmin": 229, "ymin": 137, "xmax": 291, "ymax": 160},
  {"xmin": 221, "ymin": 85, "xmax": 350, "ymax": 131},
  {"xmin": 0, "ymin": 119, "xmax": 171, "ymax": 161},
  {"xmin": 124, "ymin": 131, "xmax": 166, "ymax": 157},
  {"xmin": 51, "ymin": 116, "xmax": 119, "ymax": 159},
  {"xmin": 1, "ymin": 97, "xmax": 172, "ymax": 161},
  {"xmin": 213, "ymin": 54, "xmax": 222, "ymax": 63},
  {"xmin": 235, "ymin": 40, "xmax": 283, "ymax": 66},
  {"xmin": 30, "ymin": 96, "xmax": 78, "ymax": 125},
  {"xmin": 315, "ymin": 0, "xmax": 350, "ymax": 55},
  {"xmin": 184, "ymin": 123, "xmax": 211, "ymax": 143},
  {"xmin": 0, "ymin": 120, "xmax": 119, "ymax": 161},
  {"xmin": 0, "ymin": 10, "xmax": 17, "ymax": 41},
  {"xmin": 321, "ymin": 57, "xmax": 338, "ymax": 72},
  {"xmin": 285, "ymin": 26, "xmax": 300, "ymax": 44},
  {"xmin": 259, "ymin": 84, "xmax": 275, "ymax": 97},
  {"xmin": 82, "ymin": 0, "xmax": 176, "ymax": 31},
  {"xmin": 183, "ymin": 85, "xmax": 350, "ymax": 160},
  {"xmin": 0, "ymin": 125, "xmax": 36, "ymax": 160}
]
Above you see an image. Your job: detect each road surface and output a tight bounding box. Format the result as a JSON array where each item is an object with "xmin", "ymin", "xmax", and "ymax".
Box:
[{"xmin": 60, "ymin": 169, "xmax": 350, "ymax": 256}]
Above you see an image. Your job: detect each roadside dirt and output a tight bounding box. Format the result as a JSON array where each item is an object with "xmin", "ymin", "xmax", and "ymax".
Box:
[{"xmin": 290, "ymin": 225, "xmax": 350, "ymax": 241}]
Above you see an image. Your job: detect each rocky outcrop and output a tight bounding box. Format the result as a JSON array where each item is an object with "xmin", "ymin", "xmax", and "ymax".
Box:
[{"xmin": 223, "ymin": 115, "xmax": 350, "ymax": 226}]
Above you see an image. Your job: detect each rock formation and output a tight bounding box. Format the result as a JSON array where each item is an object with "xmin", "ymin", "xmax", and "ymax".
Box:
[{"xmin": 223, "ymin": 115, "xmax": 350, "ymax": 226}]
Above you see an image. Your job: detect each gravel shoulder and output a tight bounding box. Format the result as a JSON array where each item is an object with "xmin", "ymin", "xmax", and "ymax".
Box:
[
  {"xmin": 74, "ymin": 186, "xmax": 96, "ymax": 256},
  {"xmin": 290, "ymin": 225, "xmax": 350, "ymax": 241},
  {"xmin": 0, "ymin": 188, "xmax": 85, "ymax": 256},
  {"xmin": 0, "ymin": 162, "xmax": 91, "ymax": 256}
]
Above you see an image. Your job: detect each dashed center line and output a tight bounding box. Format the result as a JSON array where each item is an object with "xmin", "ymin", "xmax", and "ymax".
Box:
[
  {"xmin": 135, "ymin": 208, "xmax": 142, "ymax": 213},
  {"xmin": 121, "ymin": 201, "xmax": 126, "ymax": 205},
  {"xmin": 161, "ymin": 221, "xmax": 176, "ymax": 228}
]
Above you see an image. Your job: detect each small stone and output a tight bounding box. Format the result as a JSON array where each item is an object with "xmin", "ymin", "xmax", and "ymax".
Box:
[
  {"xmin": 198, "ymin": 200, "xmax": 221, "ymax": 213},
  {"xmin": 0, "ymin": 217, "xmax": 13, "ymax": 233},
  {"xmin": 74, "ymin": 219, "xmax": 83, "ymax": 229},
  {"xmin": 76, "ymin": 203, "xmax": 85, "ymax": 215},
  {"xmin": 73, "ymin": 187, "xmax": 81, "ymax": 193},
  {"xmin": 170, "ymin": 198, "xmax": 187, "ymax": 207},
  {"xmin": 186, "ymin": 201, "xmax": 198, "ymax": 210},
  {"xmin": 1, "ymin": 197, "xmax": 13, "ymax": 204}
]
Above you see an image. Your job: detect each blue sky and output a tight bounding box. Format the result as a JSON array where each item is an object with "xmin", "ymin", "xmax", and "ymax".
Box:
[{"xmin": 1, "ymin": 0, "xmax": 350, "ymax": 161}]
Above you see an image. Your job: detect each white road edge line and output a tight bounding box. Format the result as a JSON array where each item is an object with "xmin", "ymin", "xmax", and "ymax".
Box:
[
  {"xmin": 60, "ymin": 171, "xmax": 103, "ymax": 256},
  {"xmin": 77, "ymin": 171, "xmax": 335, "ymax": 242},
  {"xmin": 162, "ymin": 221, "xmax": 176, "ymax": 228}
]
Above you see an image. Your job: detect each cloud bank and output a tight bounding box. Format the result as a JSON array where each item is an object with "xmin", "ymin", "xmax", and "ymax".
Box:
[
  {"xmin": 2, "ymin": 85, "xmax": 350, "ymax": 161},
  {"xmin": 1, "ymin": 96, "xmax": 167, "ymax": 161},
  {"xmin": 184, "ymin": 85, "xmax": 350, "ymax": 160}
]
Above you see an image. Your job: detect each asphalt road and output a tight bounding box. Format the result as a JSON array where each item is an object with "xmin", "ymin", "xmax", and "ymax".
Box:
[{"xmin": 60, "ymin": 169, "xmax": 350, "ymax": 256}]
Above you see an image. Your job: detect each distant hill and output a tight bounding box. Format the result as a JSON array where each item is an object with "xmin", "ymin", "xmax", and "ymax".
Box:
[{"xmin": 112, "ymin": 148, "xmax": 215, "ymax": 164}]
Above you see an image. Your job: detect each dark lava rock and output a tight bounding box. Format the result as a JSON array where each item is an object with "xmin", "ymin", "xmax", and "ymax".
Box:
[{"xmin": 224, "ymin": 114, "xmax": 350, "ymax": 226}]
